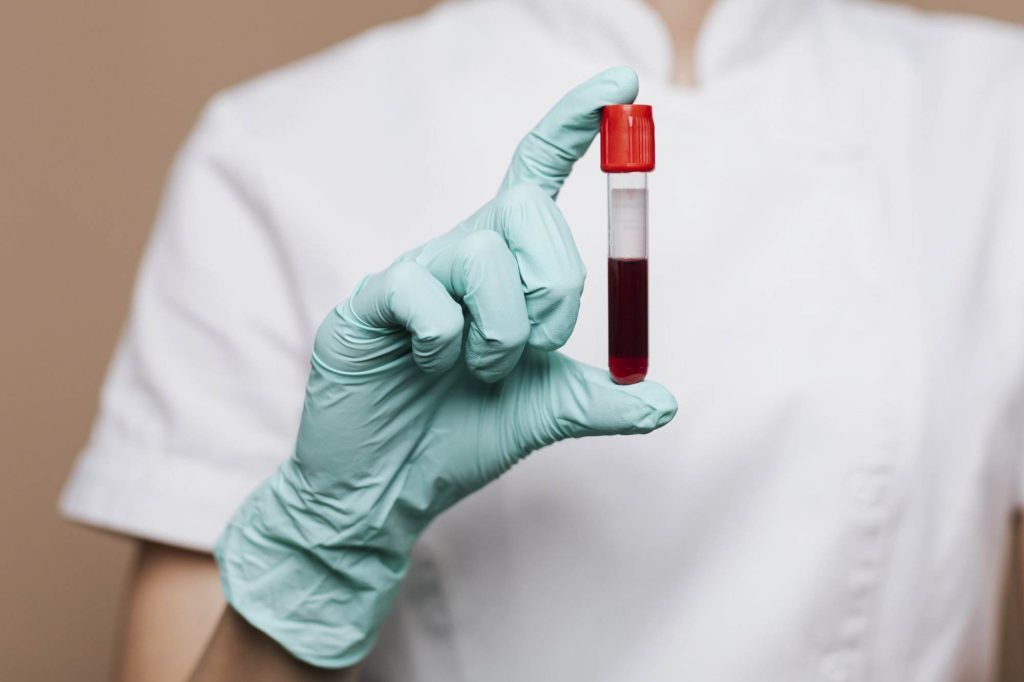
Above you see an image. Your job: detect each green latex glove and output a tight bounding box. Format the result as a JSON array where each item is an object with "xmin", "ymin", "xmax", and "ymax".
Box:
[{"xmin": 215, "ymin": 67, "xmax": 678, "ymax": 668}]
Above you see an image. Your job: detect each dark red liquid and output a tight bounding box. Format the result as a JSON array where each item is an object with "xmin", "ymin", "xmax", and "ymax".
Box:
[{"xmin": 608, "ymin": 257, "xmax": 648, "ymax": 384}]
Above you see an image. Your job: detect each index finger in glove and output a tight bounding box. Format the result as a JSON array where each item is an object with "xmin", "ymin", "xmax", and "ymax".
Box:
[
  {"xmin": 488, "ymin": 183, "xmax": 586, "ymax": 351},
  {"xmin": 499, "ymin": 66, "xmax": 639, "ymax": 199}
]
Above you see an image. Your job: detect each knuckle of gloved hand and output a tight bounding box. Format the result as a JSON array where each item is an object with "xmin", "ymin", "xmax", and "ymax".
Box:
[
  {"xmin": 421, "ymin": 304, "xmax": 465, "ymax": 346},
  {"xmin": 529, "ymin": 313, "xmax": 577, "ymax": 351},
  {"xmin": 528, "ymin": 268, "xmax": 584, "ymax": 349},
  {"xmin": 501, "ymin": 316, "xmax": 532, "ymax": 351},
  {"xmin": 474, "ymin": 314, "xmax": 530, "ymax": 358},
  {"xmin": 456, "ymin": 228, "xmax": 508, "ymax": 262},
  {"xmin": 494, "ymin": 181, "xmax": 548, "ymax": 217},
  {"xmin": 384, "ymin": 261, "xmax": 463, "ymax": 343},
  {"xmin": 382, "ymin": 260, "xmax": 425, "ymax": 295},
  {"xmin": 311, "ymin": 303, "xmax": 347, "ymax": 365},
  {"xmin": 536, "ymin": 268, "xmax": 585, "ymax": 308}
]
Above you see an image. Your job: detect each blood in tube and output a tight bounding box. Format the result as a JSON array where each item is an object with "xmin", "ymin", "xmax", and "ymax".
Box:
[
  {"xmin": 600, "ymin": 104, "xmax": 654, "ymax": 385},
  {"xmin": 608, "ymin": 257, "xmax": 648, "ymax": 384}
]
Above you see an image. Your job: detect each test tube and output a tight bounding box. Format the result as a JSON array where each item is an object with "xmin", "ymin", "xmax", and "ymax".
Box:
[{"xmin": 600, "ymin": 104, "xmax": 654, "ymax": 385}]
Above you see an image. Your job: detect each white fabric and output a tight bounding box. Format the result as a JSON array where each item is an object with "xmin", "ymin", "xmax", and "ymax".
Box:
[{"xmin": 60, "ymin": 0, "xmax": 1024, "ymax": 679}]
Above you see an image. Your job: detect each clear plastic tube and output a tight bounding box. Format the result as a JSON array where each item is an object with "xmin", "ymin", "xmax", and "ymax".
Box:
[{"xmin": 607, "ymin": 172, "xmax": 648, "ymax": 384}]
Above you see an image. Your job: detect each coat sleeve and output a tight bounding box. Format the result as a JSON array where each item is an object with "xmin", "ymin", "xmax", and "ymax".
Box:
[{"xmin": 59, "ymin": 95, "xmax": 310, "ymax": 551}]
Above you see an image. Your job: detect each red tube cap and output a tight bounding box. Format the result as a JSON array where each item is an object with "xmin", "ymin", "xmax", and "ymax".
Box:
[{"xmin": 600, "ymin": 104, "xmax": 655, "ymax": 173}]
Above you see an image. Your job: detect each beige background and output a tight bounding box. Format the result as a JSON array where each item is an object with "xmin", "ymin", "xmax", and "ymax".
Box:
[{"xmin": 1, "ymin": 1, "xmax": 1023, "ymax": 679}]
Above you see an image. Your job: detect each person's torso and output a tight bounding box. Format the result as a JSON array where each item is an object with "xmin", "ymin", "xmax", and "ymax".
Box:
[{"xmin": 216, "ymin": 0, "xmax": 1024, "ymax": 678}]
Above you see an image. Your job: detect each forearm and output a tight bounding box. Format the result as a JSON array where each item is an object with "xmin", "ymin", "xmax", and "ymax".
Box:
[
  {"xmin": 118, "ymin": 542, "xmax": 225, "ymax": 682},
  {"xmin": 119, "ymin": 541, "xmax": 359, "ymax": 681},
  {"xmin": 190, "ymin": 607, "xmax": 360, "ymax": 682}
]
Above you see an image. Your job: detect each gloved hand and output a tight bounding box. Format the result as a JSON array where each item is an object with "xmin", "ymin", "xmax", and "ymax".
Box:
[{"xmin": 215, "ymin": 66, "xmax": 678, "ymax": 668}]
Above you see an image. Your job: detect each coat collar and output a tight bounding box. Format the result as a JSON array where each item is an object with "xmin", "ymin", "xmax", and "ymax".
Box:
[{"xmin": 517, "ymin": 0, "xmax": 817, "ymax": 87}]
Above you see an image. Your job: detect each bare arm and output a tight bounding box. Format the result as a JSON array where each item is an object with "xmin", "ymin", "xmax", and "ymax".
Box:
[
  {"xmin": 189, "ymin": 608, "xmax": 360, "ymax": 681},
  {"xmin": 120, "ymin": 541, "xmax": 360, "ymax": 681},
  {"xmin": 117, "ymin": 541, "xmax": 225, "ymax": 682}
]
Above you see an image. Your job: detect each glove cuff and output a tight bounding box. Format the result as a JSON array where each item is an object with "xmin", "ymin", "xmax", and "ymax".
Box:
[{"xmin": 214, "ymin": 460, "xmax": 413, "ymax": 669}]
